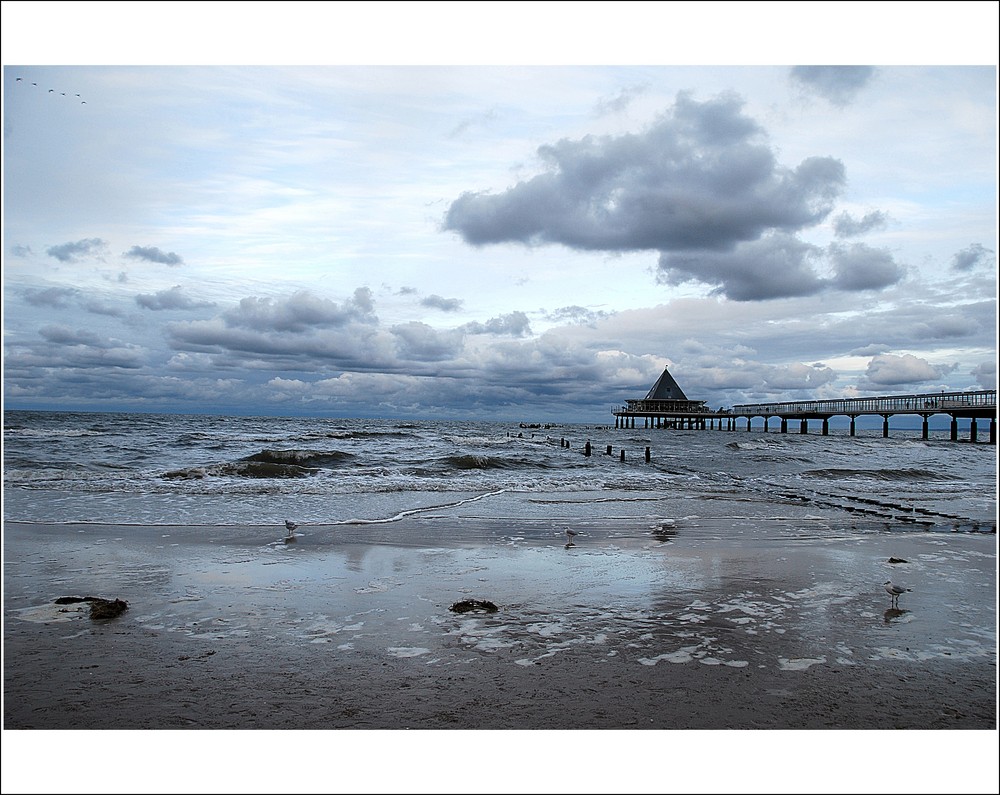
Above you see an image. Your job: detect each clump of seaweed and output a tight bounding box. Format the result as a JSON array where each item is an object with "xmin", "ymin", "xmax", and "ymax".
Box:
[
  {"xmin": 54, "ymin": 596, "xmax": 129, "ymax": 620},
  {"xmin": 449, "ymin": 599, "xmax": 499, "ymax": 614}
]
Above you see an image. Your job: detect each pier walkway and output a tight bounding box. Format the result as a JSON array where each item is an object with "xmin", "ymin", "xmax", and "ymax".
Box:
[{"xmin": 613, "ymin": 389, "xmax": 997, "ymax": 443}]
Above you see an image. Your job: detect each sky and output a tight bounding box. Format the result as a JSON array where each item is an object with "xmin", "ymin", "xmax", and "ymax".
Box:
[{"xmin": 2, "ymin": 2, "xmax": 998, "ymax": 423}]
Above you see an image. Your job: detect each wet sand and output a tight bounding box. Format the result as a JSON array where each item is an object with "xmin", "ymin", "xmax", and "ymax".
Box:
[{"xmin": 3, "ymin": 519, "xmax": 997, "ymax": 792}]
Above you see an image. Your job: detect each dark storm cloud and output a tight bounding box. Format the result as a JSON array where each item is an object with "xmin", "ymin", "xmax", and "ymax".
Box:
[
  {"xmin": 833, "ymin": 210, "xmax": 888, "ymax": 238},
  {"xmin": 951, "ymin": 243, "xmax": 995, "ymax": 272},
  {"xmin": 135, "ymin": 286, "xmax": 216, "ymax": 311},
  {"xmin": 445, "ymin": 92, "xmax": 845, "ymax": 254},
  {"xmin": 790, "ymin": 66, "xmax": 876, "ymax": 106},
  {"xmin": 461, "ymin": 311, "xmax": 532, "ymax": 337},
  {"xmin": 420, "ymin": 294, "xmax": 464, "ymax": 312},
  {"xmin": 221, "ymin": 288, "xmax": 375, "ymax": 332},
  {"xmin": 657, "ymin": 234, "xmax": 824, "ymax": 301},
  {"xmin": 46, "ymin": 238, "xmax": 108, "ymax": 262},
  {"xmin": 656, "ymin": 237, "xmax": 904, "ymax": 301},
  {"xmin": 827, "ymin": 243, "xmax": 904, "ymax": 291},
  {"xmin": 124, "ymin": 245, "xmax": 184, "ymax": 266},
  {"xmin": 23, "ymin": 286, "xmax": 77, "ymax": 307}
]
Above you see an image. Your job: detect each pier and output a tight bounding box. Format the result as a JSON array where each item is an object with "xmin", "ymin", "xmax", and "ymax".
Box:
[{"xmin": 612, "ymin": 368, "xmax": 997, "ymax": 443}]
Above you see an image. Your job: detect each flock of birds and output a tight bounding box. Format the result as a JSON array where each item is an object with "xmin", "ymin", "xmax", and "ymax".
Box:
[
  {"xmin": 14, "ymin": 76, "xmax": 86, "ymax": 103},
  {"xmin": 279, "ymin": 519, "xmax": 914, "ymax": 608}
]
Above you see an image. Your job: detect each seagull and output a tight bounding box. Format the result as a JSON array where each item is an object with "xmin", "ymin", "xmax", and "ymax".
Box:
[
  {"xmin": 284, "ymin": 519, "xmax": 298, "ymax": 539},
  {"xmin": 564, "ymin": 528, "xmax": 578, "ymax": 548},
  {"xmin": 884, "ymin": 579, "xmax": 911, "ymax": 608}
]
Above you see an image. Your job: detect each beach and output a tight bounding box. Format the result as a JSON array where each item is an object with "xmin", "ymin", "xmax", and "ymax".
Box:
[
  {"xmin": 5, "ymin": 517, "xmax": 996, "ymax": 730},
  {"xmin": 4, "ymin": 515, "xmax": 997, "ymax": 791}
]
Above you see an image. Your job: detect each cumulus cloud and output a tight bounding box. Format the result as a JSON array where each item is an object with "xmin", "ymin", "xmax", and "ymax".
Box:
[
  {"xmin": 862, "ymin": 353, "xmax": 953, "ymax": 387},
  {"xmin": 760, "ymin": 361, "xmax": 837, "ymax": 390},
  {"xmin": 124, "ymin": 245, "xmax": 184, "ymax": 266},
  {"xmin": 81, "ymin": 298, "xmax": 127, "ymax": 317},
  {"xmin": 970, "ymin": 360, "xmax": 996, "ymax": 389},
  {"xmin": 136, "ymin": 286, "xmax": 216, "ymax": 311},
  {"xmin": 833, "ymin": 210, "xmax": 888, "ymax": 238},
  {"xmin": 657, "ymin": 233, "xmax": 824, "ymax": 301},
  {"xmin": 827, "ymin": 243, "xmax": 905, "ymax": 291},
  {"xmin": 656, "ymin": 237, "xmax": 904, "ymax": 301},
  {"xmin": 390, "ymin": 321, "xmax": 463, "ymax": 361},
  {"xmin": 951, "ymin": 243, "xmax": 995, "ymax": 272},
  {"xmin": 543, "ymin": 305, "xmax": 612, "ymax": 325},
  {"xmin": 23, "ymin": 286, "xmax": 78, "ymax": 307},
  {"xmin": 421, "ymin": 294, "xmax": 464, "ymax": 312},
  {"xmin": 445, "ymin": 91, "xmax": 845, "ymax": 256},
  {"xmin": 461, "ymin": 311, "xmax": 532, "ymax": 337},
  {"xmin": 221, "ymin": 288, "xmax": 375, "ymax": 332},
  {"xmin": 46, "ymin": 238, "xmax": 108, "ymax": 262},
  {"xmin": 12, "ymin": 325, "xmax": 145, "ymax": 370},
  {"xmin": 790, "ymin": 66, "xmax": 876, "ymax": 106},
  {"xmin": 593, "ymin": 84, "xmax": 648, "ymax": 116},
  {"xmin": 849, "ymin": 343, "xmax": 892, "ymax": 357}
]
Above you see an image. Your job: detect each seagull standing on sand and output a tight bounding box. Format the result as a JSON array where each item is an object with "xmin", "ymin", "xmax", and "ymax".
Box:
[
  {"xmin": 884, "ymin": 579, "xmax": 911, "ymax": 608},
  {"xmin": 564, "ymin": 528, "xmax": 578, "ymax": 548},
  {"xmin": 285, "ymin": 519, "xmax": 298, "ymax": 539}
]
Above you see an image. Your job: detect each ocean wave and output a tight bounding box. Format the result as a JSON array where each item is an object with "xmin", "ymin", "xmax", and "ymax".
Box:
[
  {"xmin": 240, "ymin": 448, "xmax": 356, "ymax": 468},
  {"xmin": 801, "ymin": 467, "xmax": 956, "ymax": 481},
  {"xmin": 416, "ymin": 453, "xmax": 559, "ymax": 473},
  {"xmin": 161, "ymin": 461, "xmax": 320, "ymax": 480}
]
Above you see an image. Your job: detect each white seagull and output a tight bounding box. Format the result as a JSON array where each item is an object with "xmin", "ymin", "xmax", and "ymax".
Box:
[
  {"xmin": 884, "ymin": 579, "xmax": 911, "ymax": 607},
  {"xmin": 564, "ymin": 528, "xmax": 578, "ymax": 548}
]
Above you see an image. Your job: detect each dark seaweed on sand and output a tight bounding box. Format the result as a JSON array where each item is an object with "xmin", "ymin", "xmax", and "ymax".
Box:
[
  {"xmin": 54, "ymin": 596, "xmax": 129, "ymax": 620},
  {"xmin": 449, "ymin": 599, "xmax": 499, "ymax": 614}
]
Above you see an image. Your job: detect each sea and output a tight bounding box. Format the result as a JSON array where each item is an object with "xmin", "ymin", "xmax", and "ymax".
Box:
[{"xmin": 2, "ymin": 409, "xmax": 996, "ymax": 538}]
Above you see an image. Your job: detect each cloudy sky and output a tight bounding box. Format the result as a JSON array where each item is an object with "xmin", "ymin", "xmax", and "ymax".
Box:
[{"xmin": 3, "ymin": 3, "xmax": 997, "ymax": 421}]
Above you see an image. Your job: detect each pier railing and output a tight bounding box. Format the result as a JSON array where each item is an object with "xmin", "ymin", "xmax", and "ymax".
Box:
[{"xmin": 729, "ymin": 389, "xmax": 997, "ymax": 418}]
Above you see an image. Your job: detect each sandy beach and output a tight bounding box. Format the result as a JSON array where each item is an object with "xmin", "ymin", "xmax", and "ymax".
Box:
[{"xmin": 3, "ymin": 518, "xmax": 997, "ymax": 792}]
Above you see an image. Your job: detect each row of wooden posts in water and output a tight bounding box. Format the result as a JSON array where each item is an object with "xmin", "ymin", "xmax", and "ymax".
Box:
[{"xmin": 510, "ymin": 432, "xmax": 650, "ymax": 461}]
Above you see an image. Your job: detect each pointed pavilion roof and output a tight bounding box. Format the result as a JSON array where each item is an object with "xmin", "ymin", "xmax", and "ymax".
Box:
[{"xmin": 643, "ymin": 366, "xmax": 689, "ymax": 401}]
